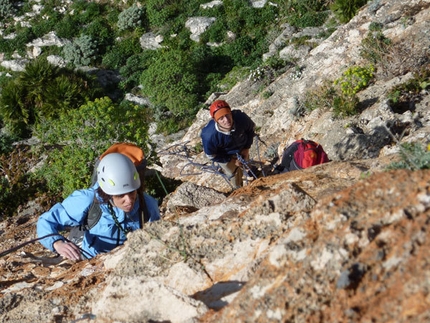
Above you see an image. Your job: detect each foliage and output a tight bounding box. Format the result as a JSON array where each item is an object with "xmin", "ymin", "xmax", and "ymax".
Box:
[
  {"xmin": 118, "ymin": 51, "xmax": 156, "ymax": 91},
  {"xmin": 139, "ymin": 49, "xmax": 200, "ymax": 120},
  {"xmin": 63, "ymin": 34, "xmax": 98, "ymax": 67},
  {"xmin": 101, "ymin": 36, "xmax": 142, "ymax": 69},
  {"xmin": 0, "ymin": 27, "xmax": 36, "ymax": 58},
  {"xmin": 117, "ymin": 5, "xmax": 145, "ymax": 31},
  {"xmin": 85, "ymin": 18, "xmax": 114, "ymax": 56},
  {"xmin": 54, "ymin": 15, "xmax": 81, "ymax": 39},
  {"xmin": 145, "ymin": 171, "xmax": 182, "ymax": 202},
  {"xmin": 330, "ymin": 0, "xmax": 368, "ymax": 23},
  {"xmin": 222, "ymin": 34, "xmax": 263, "ymax": 67},
  {"xmin": 0, "ymin": 0, "xmax": 14, "ymax": 19},
  {"xmin": 146, "ymin": 0, "xmax": 180, "ymax": 28},
  {"xmin": 0, "ymin": 58, "xmax": 103, "ymax": 138},
  {"xmin": 303, "ymin": 77, "xmax": 361, "ymax": 118},
  {"xmin": 0, "ymin": 81, "xmax": 30, "ymax": 137},
  {"xmin": 0, "ymin": 145, "xmax": 47, "ymax": 219},
  {"xmin": 360, "ymin": 30, "xmax": 392, "ymax": 64},
  {"xmin": 0, "ymin": 132, "xmax": 16, "ymax": 155},
  {"xmin": 387, "ymin": 65, "xmax": 430, "ymax": 113},
  {"xmin": 283, "ymin": 0, "xmax": 329, "ymax": 28},
  {"xmin": 217, "ymin": 66, "xmax": 250, "ymax": 92},
  {"xmin": 34, "ymin": 97, "xmax": 151, "ymax": 197},
  {"xmin": 334, "ymin": 65, "xmax": 375, "ymax": 96},
  {"xmin": 387, "ymin": 143, "xmax": 430, "ymax": 171},
  {"xmin": 248, "ymin": 56, "xmax": 293, "ymax": 87}
]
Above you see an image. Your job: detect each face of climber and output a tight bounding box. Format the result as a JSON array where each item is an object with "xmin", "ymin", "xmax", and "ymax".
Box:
[
  {"xmin": 112, "ymin": 190, "xmax": 137, "ymax": 213},
  {"xmin": 217, "ymin": 113, "xmax": 233, "ymax": 130}
]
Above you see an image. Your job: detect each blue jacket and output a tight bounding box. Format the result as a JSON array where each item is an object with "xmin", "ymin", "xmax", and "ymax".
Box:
[
  {"xmin": 200, "ymin": 110, "xmax": 255, "ymax": 163},
  {"xmin": 37, "ymin": 187, "xmax": 160, "ymax": 258}
]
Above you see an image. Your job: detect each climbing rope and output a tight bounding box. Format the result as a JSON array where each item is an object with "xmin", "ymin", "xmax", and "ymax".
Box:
[
  {"xmin": 158, "ymin": 141, "xmax": 236, "ymax": 188},
  {"xmin": 158, "ymin": 137, "xmax": 268, "ymax": 190}
]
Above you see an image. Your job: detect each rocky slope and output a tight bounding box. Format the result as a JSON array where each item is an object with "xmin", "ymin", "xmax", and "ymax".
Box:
[
  {"xmin": 0, "ymin": 0, "xmax": 429, "ymax": 322},
  {"xmin": 157, "ymin": 0, "xmax": 430, "ymax": 194}
]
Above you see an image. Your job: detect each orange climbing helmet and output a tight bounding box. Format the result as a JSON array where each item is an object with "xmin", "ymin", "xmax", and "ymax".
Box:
[{"xmin": 209, "ymin": 100, "xmax": 231, "ymax": 122}]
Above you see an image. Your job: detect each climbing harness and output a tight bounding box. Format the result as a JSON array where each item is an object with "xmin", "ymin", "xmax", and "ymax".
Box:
[{"xmin": 158, "ymin": 135, "xmax": 268, "ymax": 190}]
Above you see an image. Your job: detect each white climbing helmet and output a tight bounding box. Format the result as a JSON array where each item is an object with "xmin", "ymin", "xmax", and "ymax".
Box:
[{"xmin": 97, "ymin": 153, "xmax": 141, "ymax": 195}]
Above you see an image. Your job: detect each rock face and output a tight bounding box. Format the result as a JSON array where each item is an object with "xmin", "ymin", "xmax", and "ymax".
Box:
[
  {"xmin": 0, "ymin": 1, "xmax": 429, "ymax": 323},
  {"xmin": 1, "ymin": 160, "xmax": 430, "ymax": 322}
]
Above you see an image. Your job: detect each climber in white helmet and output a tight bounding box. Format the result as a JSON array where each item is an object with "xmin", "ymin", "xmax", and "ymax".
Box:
[{"xmin": 37, "ymin": 152, "xmax": 160, "ymax": 261}]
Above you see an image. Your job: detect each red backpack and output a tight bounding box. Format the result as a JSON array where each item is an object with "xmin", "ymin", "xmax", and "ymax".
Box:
[{"xmin": 279, "ymin": 139, "xmax": 329, "ymax": 172}]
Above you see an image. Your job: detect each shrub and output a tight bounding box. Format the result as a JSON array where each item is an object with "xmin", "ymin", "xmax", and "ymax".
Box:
[
  {"xmin": 387, "ymin": 65, "xmax": 430, "ymax": 113},
  {"xmin": 0, "ymin": 145, "xmax": 44, "ymax": 218},
  {"xmin": 0, "ymin": 0, "xmax": 14, "ymax": 19},
  {"xmin": 85, "ymin": 18, "xmax": 114, "ymax": 54},
  {"xmin": 387, "ymin": 143, "xmax": 430, "ymax": 171},
  {"xmin": 0, "ymin": 132, "xmax": 16, "ymax": 155},
  {"xmin": 54, "ymin": 15, "xmax": 81, "ymax": 39},
  {"xmin": 139, "ymin": 49, "xmax": 200, "ymax": 119},
  {"xmin": 285, "ymin": 0, "xmax": 329, "ymax": 28},
  {"xmin": 1, "ymin": 27, "xmax": 36, "ymax": 57},
  {"xmin": 34, "ymin": 97, "xmax": 151, "ymax": 197},
  {"xmin": 217, "ymin": 66, "xmax": 249, "ymax": 92},
  {"xmin": 360, "ymin": 30, "xmax": 392, "ymax": 64},
  {"xmin": 334, "ymin": 65, "xmax": 375, "ymax": 97},
  {"xmin": 223, "ymin": 35, "xmax": 262, "ymax": 67},
  {"xmin": 0, "ymin": 58, "xmax": 103, "ymax": 138},
  {"xmin": 118, "ymin": 51, "xmax": 156, "ymax": 91},
  {"xmin": 118, "ymin": 5, "xmax": 145, "ymax": 31},
  {"xmin": 63, "ymin": 34, "xmax": 98, "ymax": 67},
  {"xmin": 146, "ymin": 0, "xmax": 179, "ymax": 28},
  {"xmin": 0, "ymin": 81, "xmax": 33, "ymax": 138},
  {"xmin": 303, "ymin": 76, "xmax": 362, "ymax": 118},
  {"xmin": 331, "ymin": 0, "xmax": 368, "ymax": 23},
  {"xmin": 101, "ymin": 36, "xmax": 141, "ymax": 69}
]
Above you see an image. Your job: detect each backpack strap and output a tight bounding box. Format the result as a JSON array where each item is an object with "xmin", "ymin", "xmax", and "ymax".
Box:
[
  {"xmin": 280, "ymin": 140, "xmax": 301, "ymax": 172},
  {"xmin": 83, "ymin": 195, "xmax": 103, "ymax": 231},
  {"xmin": 138, "ymin": 192, "xmax": 150, "ymax": 229}
]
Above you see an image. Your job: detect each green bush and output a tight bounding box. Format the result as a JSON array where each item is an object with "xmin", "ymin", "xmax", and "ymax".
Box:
[
  {"xmin": 71, "ymin": 0, "xmax": 103, "ymax": 24},
  {"xmin": 331, "ymin": 0, "xmax": 368, "ymax": 23},
  {"xmin": 303, "ymin": 77, "xmax": 362, "ymax": 118},
  {"xmin": 118, "ymin": 51, "xmax": 156, "ymax": 91},
  {"xmin": 334, "ymin": 65, "xmax": 375, "ymax": 96},
  {"xmin": 387, "ymin": 143, "xmax": 430, "ymax": 171},
  {"xmin": 284, "ymin": 0, "xmax": 329, "ymax": 28},
  {"xmin": 0, "ymin": 58, "xmax": 103, "ymax": 138},
  {"xmin": 118, "ymin": 5, "xmax": 145, "ymax": 31},
  {"xmin": 217, "ymin": 66, "xmax": 249, "ymax": 92},
  {"xmin": 85, "ymin": 18, "xmax": 114, "ymax": 54},
  {"xmin": 54, "ymin": 15, "xmax": 81, "ymax": 39},
  {"xmin": 387, "ymin": 65, "xmax": 430, "ymax": 113},
  {"xmin": 63, "ymin": 34, "xmax": 98, "ymax": 67},
  {"xmin": 146, "ymin": 0, "xmax": 179, "ymax": 28},
  {"xmin": 140, "ymin": 49, "xmax": 200, "ymax": 119},
  {"xmin": 101, "ymin": 36, "xmax": 141, "ymax": 69},
  {"xmin": 0, "ymin": 0, "xmax": 14, "ymax": 19},
  {"xmin": 223, "ymin": 35, "xmax": 262, "ymax": 67},
  {"xmin": 34, "ymin": 97, "xmax": 151, "ymax": 197},
  {"xmin": 0, "ymin": 132, "xmax": 16, "ymax": 155},
  {"xmin": 0, "ymin": 27, "xmax": 36, "ymax": 57},
  {"xmin": 0, "ymin": 81, "xmax": 33, "ymax": 138}
]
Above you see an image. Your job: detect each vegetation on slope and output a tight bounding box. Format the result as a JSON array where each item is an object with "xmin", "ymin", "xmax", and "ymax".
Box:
[{"xmin": 1, "ymin": 0, "xmax": 427, "ymax": 219}]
